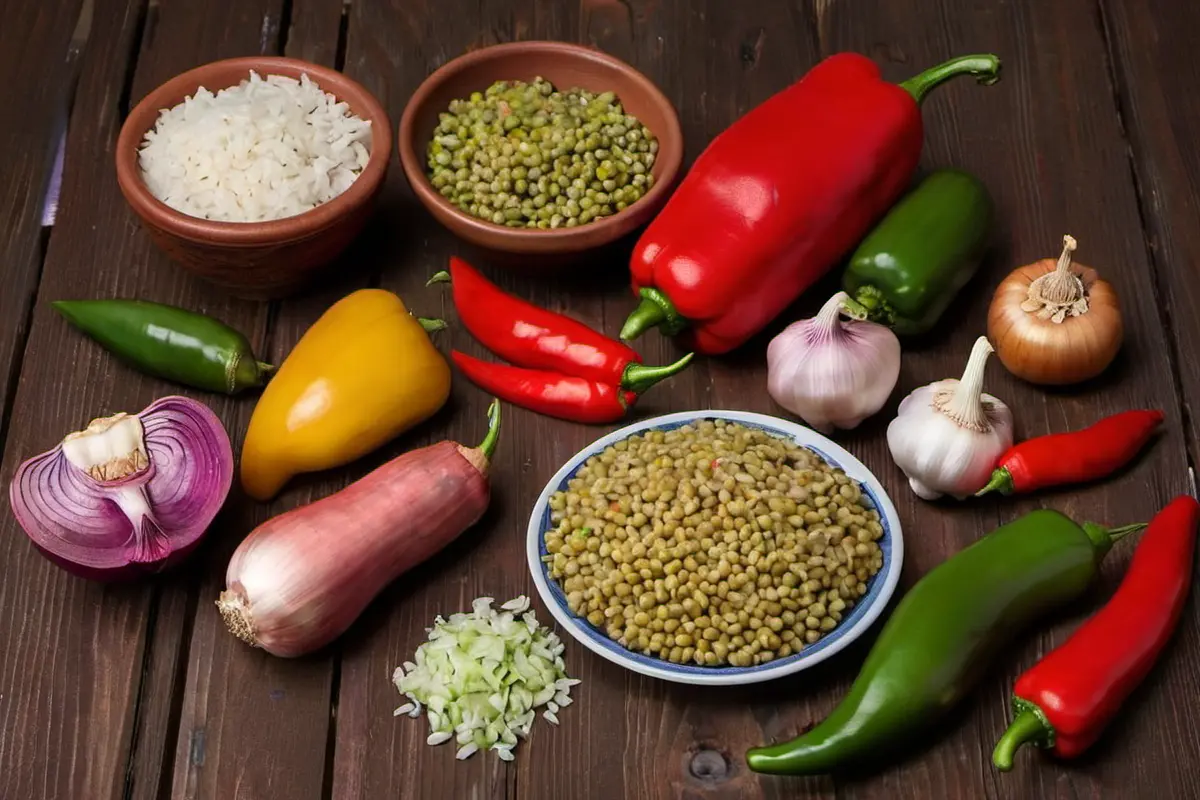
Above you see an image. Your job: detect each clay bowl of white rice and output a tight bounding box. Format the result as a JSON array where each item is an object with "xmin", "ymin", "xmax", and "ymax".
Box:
[{"xmin": 116, "ymin": 57, "xmax": 391, "ymax": 298}]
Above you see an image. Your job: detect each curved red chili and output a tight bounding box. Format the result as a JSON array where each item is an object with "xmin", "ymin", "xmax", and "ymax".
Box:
[
  {"xmin": 432, "ymin": 257, "xmax": 650, "ymax": 386},
  {"xmin": 452, "ymin": 351, "xmax": 637, "ymax": 424},
  {"xmin": 977, "ymin": 409, "xmax": 1164, "ymax": 496},
  {"xmin": 993, "ymin": 494, "xmax": 1199, "ymax": 770}
]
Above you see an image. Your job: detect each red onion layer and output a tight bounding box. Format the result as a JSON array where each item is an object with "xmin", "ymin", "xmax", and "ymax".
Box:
[{"xmin": 8, "ymin": 395, "xmax": 233, "ymax": 580}]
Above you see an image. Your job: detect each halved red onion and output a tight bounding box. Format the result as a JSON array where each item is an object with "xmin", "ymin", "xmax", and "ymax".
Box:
[{"xmin": 8, "ymin": 395, "xmax": 233, "ymax": 580}]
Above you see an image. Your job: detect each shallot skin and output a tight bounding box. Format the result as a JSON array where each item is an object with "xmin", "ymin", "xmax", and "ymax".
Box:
[{"xmin": 221, "ymin": 441, "xmax": 490, "ymax": 657}]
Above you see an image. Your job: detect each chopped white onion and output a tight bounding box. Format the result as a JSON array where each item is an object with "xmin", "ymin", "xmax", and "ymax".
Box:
[{"xmin": 392, "ymin": 595, "xmax": 578, "ymax": 761}]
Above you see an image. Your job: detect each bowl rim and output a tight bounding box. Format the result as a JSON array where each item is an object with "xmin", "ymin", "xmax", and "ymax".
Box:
[
  {"xmin": 397, "ymin": 40, "xmax": 684, "ymax": 243},
  {"xmin": 525, "ymin": 409, "xmax": 905, "ymax": 686},
  {"xmin": 115, "ymin": 55, "xmax": 393, "ymax": 246}
]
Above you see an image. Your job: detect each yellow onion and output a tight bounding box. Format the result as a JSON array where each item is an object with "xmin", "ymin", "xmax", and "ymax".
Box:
[{"xmin": 987, "ymin": 235, "xmax": 1123, "ymax": 385}]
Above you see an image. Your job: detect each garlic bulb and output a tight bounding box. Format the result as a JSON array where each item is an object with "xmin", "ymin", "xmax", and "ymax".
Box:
[
  {"xmin": 886, "ymin": 336, "xmax": 1013, "ymax": 500},
  {"xmin": 767, "ymin": 292, "xmax": 901, "ymax": 433}
]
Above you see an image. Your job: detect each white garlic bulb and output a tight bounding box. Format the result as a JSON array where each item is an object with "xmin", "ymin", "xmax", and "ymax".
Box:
[
  {"xmin": 767, "ymin": 292, "xmax": 902, "ymax": 434},
  {"xmin": 886, "ymin": 336, "xmax": 1014, "ymax": 500}
]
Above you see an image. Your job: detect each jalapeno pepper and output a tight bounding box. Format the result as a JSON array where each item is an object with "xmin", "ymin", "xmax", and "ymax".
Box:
[
  {"xmin": 745, "ymin": 509, "xmax": 1145, "ymax": 776},
  {"xmin": 52, "ymin": 299, "xmax": 272, "ymax": 395},
  {"xmin": 993, "ymin": 495, "xmax": 1198, "ymax": 771},
  {"xmin": 978, "ymin": 410, "xmax": 1164, "ymax": 496},
  {"xmin": 620, "ymin": 53, "xmax": 1002, "ymax": 354},
  {"xmin": 843, "ymin": 169, "xmax": 994, "ymax": 336}
]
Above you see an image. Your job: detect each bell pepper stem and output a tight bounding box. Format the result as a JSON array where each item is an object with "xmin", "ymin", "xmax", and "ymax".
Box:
[
  {"xmin": 427, "ymin": 271, "xmax": 451, "ymax": 287},
  {"xmin": 621, "ymin": 288, "xmax": 688, "ymax": 341},
  {"xmin": 256, "ymin": 361, "xmax": 275, "ymax": 375},
  {"xmin": 621, "ymin": 353, "xmax": 695, "ymax": 395},
  {"xmin": 993, "ymin": 702, "xmax": 1055, "ymax": 772},
  {"xmin": 899, "ymin": 54, "xmax": 1002, "ymax": 105},
  {"xmin": 851, "ymin": 285, "xmax": 896, "ymax": 326},
  {"xmin": 839, "ymin": 294, "xmax": 870, "ymax": 321},
  {"xmin": 477, "ymin": 400, "xmax": 502, "ymax": 462},
  {"xmin": 418, "ymin": 317, "xmax": 447, "ymax": 333},
  {"xmin": 976, "ymin": 467, "xmax": 1014, "ymax": 496}
]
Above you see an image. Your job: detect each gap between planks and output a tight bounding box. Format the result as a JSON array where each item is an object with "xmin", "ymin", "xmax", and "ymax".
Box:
[
  {"xmin": 1092, "ymin": 0, "xmax": 1199, "ymax": 483},
  {"xmin": 109, "ymin": 3, "xmax": 186, "ymax": 798},
  {"xmin": 0, "ymin": 0, "xmax": 100, "ymax": 461}
]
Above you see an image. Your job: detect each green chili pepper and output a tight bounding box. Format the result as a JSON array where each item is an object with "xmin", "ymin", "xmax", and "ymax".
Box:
[
  {"xmin": 52, "ymin": 299, "xmax": 273, "ymax": 395},
  {"xmin": 843, "ymin": 169, "xmax": 993, "ymax": 336},
  {"xmin": 745, "ymin": 510, "xmax": 1144, "ymax": 776}
]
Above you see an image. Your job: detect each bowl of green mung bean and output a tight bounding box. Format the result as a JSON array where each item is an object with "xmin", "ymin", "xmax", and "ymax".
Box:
[
  {"xmin": 526, "ymin": 410, "xmax": 904, "ymax": 686},
  {"xmin": 399, "ymin": 41, "xmax": 683, "ymax": 258}
]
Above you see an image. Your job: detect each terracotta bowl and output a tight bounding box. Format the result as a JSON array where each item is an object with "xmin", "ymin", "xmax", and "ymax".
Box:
[
  {"xmin": 116, "ymin": 57, "xmax": 392, "ymax": 299},
  {"xmin": 398, "ymin": 41, "xmax": 683, "ymax": 259}
]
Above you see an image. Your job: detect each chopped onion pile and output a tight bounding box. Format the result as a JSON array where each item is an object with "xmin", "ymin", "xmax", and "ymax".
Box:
[{"xmin": 392, "ymin": 596, "xmax": 578, "ymax": 762}]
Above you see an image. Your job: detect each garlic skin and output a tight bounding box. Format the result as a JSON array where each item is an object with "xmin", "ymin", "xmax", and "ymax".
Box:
[
  {"xmin": 767, "ymin": 292, "xmax": 901, "ymax": 434},
  {"xmin": 887, "ymin": 336, "xmax": 1013, "ymax": 500}
]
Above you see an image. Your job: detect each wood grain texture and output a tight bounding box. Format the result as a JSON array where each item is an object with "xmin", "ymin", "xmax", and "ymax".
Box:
[
  {"xmin": 1, "ymin": 0, "xmax": 1199, "ymax": 798},
  {"xmin": 0, "ymin": 0, "xmax": 84, "ymax": 450},
  {"xmin": 0, "ymin": 1, "xmax": 169, "ymax": 799},
  {"xmin": 1100, "ymin": 0, "xmax": 1200, "ymax": 474}
]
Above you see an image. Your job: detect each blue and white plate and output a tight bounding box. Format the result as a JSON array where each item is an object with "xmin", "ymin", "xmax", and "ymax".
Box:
[{"xmin": 526, "ymin": 410, "xmax": 904, "ymax": 686}]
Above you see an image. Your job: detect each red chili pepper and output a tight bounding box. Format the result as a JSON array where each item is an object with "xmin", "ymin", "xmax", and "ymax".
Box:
[
  {"xmin": 992, "ymin": 494, "xmax": 1199, "ymax": 770},
  {"xmin": 430, "ymin": 257, "xmax": 693, "ymax": 388},
  {"xmin": 451, "ymin": 350, "xmax": 689, "ymax": 424},
  {"xmin": 619, "ymin": 53, "xmax": 1002, "ymax": 354},
  {"xmin": 977, "ymin": 410, "xmax": 1164, "ymax": 496}
]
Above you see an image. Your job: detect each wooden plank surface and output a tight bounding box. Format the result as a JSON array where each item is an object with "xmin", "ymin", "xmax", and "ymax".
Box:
[
  {"xmin": 0, "ymin": 2, "xmax": 163, "ymax": 798},
  {"xmin": 0, "ymin": 0, "xmax": 1198, "ymax": 798},
  {"xmin": 1100, "ymin": 0, "xmax": 1200, "ymax": 475},
  {"xmin": 0, "ymin": 0, "xmax": 84, "ymax": 449}
]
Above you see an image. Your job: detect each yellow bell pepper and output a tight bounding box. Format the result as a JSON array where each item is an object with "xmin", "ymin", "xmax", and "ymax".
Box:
[{"xmin": 241, "ymin": 289, "xmax": 450, "ymax": 501}]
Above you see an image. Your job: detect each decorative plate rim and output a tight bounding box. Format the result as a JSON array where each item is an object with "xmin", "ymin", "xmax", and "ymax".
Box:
[{"xmin": 525, "ymin": 409, "xmax": 904, "ymax": 686}]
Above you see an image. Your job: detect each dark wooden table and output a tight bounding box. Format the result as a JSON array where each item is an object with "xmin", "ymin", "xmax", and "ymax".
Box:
[{"xmin": 3, "ymin": 0, "xmax": 1199, "ymax": 798}]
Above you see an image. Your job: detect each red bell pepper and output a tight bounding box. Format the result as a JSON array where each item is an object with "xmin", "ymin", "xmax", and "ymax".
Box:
[
  {"xmin": 620, "ymin": 53, "xmax": 1002, "ymax": 355},
  {"xmin": 977, "ymin": 409, "xmax": 1165, "ymax": 496},
  {"xmin": 992, "ymin": 494, "xmax": 1200, "ymax": 770}
]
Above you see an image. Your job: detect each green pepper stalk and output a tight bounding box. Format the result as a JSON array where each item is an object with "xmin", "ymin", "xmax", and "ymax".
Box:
[
  {"xmin": 53, "ymin": 299, "xmax": 273, "ymax": 395},
  {"xmin": 898, "ymin": 55, "xmax": 1002, "ymax": 102},
  {"xmin": 745, "ymin": 510, "xmax": 1144, "ymax": 776},
  {"xmin": 476, "ymin": 399, "xmax": 502, "ymax": 462}
]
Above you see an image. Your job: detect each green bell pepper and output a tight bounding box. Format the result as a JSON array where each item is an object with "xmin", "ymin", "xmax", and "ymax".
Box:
[
  {"xmin": 745, "ymin": 510, "xmax": 1144, "ymax": 776},
  {"xmin": 843, "ymin": 169, "xmax": 993, "ymax": 335}
]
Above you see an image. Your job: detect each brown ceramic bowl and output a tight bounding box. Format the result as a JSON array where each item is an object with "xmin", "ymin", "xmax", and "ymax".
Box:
[
  {"xmin": 398, "ymin": 42, "xmax": 683, "ymax": 259},
  {"xmin": 116, "ymin": 57, "xmax": 392, "ymax": 299}
]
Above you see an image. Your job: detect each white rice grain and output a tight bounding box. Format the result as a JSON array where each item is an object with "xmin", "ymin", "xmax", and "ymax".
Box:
[{"xmin": 138, "ymin": 70, "xmax": 371, "ymax": 222}]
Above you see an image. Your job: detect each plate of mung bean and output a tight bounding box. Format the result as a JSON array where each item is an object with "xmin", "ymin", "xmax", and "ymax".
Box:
[{"xmin": 527, "ymin": 410, "xmax": 903, "ymax": 685}]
